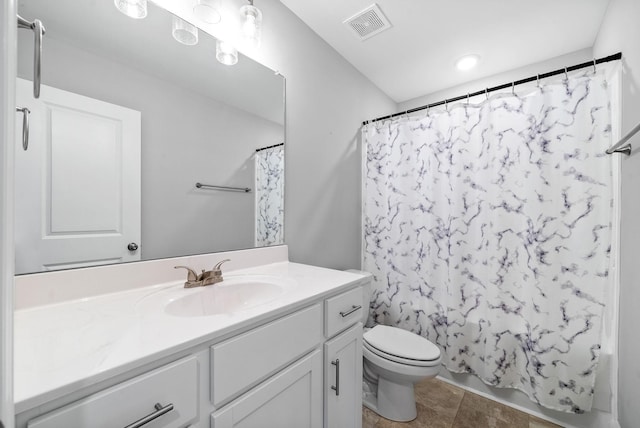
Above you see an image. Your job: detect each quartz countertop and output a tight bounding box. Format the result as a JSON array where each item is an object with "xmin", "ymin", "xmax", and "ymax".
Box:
[{"xmin": 14, "ymin": 260, "xmax": 366, "ymax": 413}]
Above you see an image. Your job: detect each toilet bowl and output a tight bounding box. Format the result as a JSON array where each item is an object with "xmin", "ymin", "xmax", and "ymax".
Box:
[
  {"xmin": 362, "ymin": 325, "xmax": 441, "ymax": 421},
  {"xmin": 349, "ymin": 270, "xmax": 442, "ymax": 422}
]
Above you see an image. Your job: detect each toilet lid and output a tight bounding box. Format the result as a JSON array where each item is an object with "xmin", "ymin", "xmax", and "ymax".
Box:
[{"xmin": 363, "ymin": 325, "xmax": 440, "ymax": 362}]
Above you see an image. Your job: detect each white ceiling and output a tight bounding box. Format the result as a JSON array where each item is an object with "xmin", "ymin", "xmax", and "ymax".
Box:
[{"xmin": 279, "ymin": 0, "xmax": 611, "ymax": 103}]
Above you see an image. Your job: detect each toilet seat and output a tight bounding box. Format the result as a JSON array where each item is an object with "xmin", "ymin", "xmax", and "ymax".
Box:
[{"xmin": 363, "ymin": 325, "xmax": 441, "ymax": 367}]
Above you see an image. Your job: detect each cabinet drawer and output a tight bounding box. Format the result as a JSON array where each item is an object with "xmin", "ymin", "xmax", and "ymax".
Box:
[
  {"xmin": 324, "ymin": 287, "xmax": 363, "ymax": 338},
  {"xmin": 210, "ymin": 303, "xmax": 323, "ymax": 408},
  {"xmin": 27, "ymin": 356, "xmax": 198, "ymax": 428}
]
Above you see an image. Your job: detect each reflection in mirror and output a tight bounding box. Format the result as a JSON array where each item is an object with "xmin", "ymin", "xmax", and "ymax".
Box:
[{"xmin": 15, "ymin": 0, "xmax": 285, "ymax": 275}]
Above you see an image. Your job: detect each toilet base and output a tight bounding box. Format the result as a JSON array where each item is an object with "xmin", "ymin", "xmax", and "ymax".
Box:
[{"xmin": 362, "ymin": 377, "xmax": 417, "ymax": 422}]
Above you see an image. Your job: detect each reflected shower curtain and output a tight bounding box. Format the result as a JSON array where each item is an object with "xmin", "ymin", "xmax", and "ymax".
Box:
[
  {"xmin": 255, "ymin": 145, "xmax": 284, "ymax": 246},
  {"xmin": 362, "ymin": 70, "xmax": 616, "ymax": 412}
]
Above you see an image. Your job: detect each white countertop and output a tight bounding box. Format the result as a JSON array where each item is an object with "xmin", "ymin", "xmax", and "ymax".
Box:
[{"xmin": 14, "ymin": 259, "xmax": 366, "ymax": 413}]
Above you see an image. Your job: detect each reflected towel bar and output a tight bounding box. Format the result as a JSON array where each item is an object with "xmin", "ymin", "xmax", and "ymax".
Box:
[
  {"xmin": 606, "ymin": 121, "xmax": 640, "ymax": 155},
  {"xmin": 195, "ymin": 182, "xmax": 251, "ymax": 193}
]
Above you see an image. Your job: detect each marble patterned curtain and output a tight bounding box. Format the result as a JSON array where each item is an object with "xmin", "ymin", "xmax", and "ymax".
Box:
[
  {"xmin": 362, "ymin": 70, "xmax": 616, "ymax": 413},
  {"xmin": 255, "ymin": 145, "xmax": 284, "ymax": 246}
]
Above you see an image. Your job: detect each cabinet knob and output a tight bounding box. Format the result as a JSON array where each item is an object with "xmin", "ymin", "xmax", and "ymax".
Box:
[{"xmin": 127, "ymin": 242, "xmax": 139, "ymax": 251}]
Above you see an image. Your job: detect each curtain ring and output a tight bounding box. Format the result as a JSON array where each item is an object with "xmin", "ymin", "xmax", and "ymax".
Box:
[
  {"xmin": 485, "ymin": 88, "xmax": 489, "ymax": 100},
  {"xmin": 511, "ymin": 81, "xmax": 515, "ymax": 96},
  {"xmin": 445, "ymin": 99, "xmax": 448, "ymax": 111},
  {"xmin": 536, "ymin": 74, "xmax": 540, "ymax": 88},
  {"xmin": 564, "ymin": 67, "xmax": 568, "ymax": 80},
  {"xmin": 592, "ymin": 58, "xmax": 597, "ymax": 73},
  {"xmin": 467, "ymin": 93, "xmax": 470, "ymax": 105}
]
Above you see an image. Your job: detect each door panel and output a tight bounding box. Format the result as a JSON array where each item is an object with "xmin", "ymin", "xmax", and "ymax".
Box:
[{"xmin": 15, "ymin": 78, "xmax": 141, "ymax": 274}]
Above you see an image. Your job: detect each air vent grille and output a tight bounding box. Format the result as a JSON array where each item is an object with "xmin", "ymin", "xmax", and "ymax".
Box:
[{"xmin": 343, "ymin": 4, "xmax": 391, "ymax": 41}]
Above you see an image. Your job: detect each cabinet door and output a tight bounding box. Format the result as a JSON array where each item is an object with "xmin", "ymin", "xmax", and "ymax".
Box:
[
  {"xmin": 324, "ymin": 323, "xmax": 363, "ymax": 428},
  {"xmin": 211, "ymin": 350, "xmax": 323, "ymax": 428}
]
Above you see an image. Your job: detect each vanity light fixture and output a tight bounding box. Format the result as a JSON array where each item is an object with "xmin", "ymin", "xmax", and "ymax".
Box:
[
  {"xmin": 240, "ymin": 0, "xmax": 263, "ymax": 48},
  {"xmin": 193, "ymin": 0, "xmax": 222, "ymax": 24},
  {"xmin": 455, "ymin": 54, "xmax": 480, "ymax": 71},
  {"xmin": 172, "ymin": 16, "xmax": 199, "ymax": 45},
  {"xmin": 216, "ymin": 40, "xmax": 238, "ymax": 65},
  {"xmin": 114, "ymin": 0, "xmax": 147, "ymax": 19}
]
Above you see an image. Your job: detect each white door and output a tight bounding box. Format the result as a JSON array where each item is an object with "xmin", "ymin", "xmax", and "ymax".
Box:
[
  {"xmin": 15, "ymin": 78, "xmax": 141, "ymax": 274},
  {"xmin": 324, "ymin": 323, "xmax": 363, "ymax": 428}
]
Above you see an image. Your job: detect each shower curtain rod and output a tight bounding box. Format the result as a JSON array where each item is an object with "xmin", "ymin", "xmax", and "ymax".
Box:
[
  {"xmin": 255, "ymin": 142, "xmax": 284, "ymax": 152},
  {"xmin": 362, "ymin": 52, "xmax": 622, "ymax": 126}
]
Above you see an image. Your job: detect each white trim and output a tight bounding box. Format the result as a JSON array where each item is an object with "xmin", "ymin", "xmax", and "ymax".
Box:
[
  {"xmin": 606, "ymin": 60, "xmax": 622, "ymax": 428},
  {"xmin": 0, "ymin": 1, "xmax": 16, "ymax": 427}
]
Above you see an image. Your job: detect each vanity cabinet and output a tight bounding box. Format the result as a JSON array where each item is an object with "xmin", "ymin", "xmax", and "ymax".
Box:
[{"xmin": 18, "ymin": 283, "xmax": 365, "ymax": 428}]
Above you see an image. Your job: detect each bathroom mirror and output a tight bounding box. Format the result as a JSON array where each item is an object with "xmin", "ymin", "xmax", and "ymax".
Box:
[{"xmin": 15, "ymin": 0, "xmax": 285, "ymax": 274}]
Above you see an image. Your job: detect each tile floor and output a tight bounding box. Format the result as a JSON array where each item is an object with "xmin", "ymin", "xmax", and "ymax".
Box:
[{"xmin": 362, "ymin": 378, "xmax": 563, "ymax": 428}]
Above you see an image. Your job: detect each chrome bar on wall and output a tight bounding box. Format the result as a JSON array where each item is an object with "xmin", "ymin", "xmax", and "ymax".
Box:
[
  {"xmin": 606, "ymin": 121, "xmax": 640, "ymax": 156},
  {"xmin": 255, "ymin": 142, "xmax": 284, "ymax": 152},
  {"xmin": 195, "ymin": 183, "xmax": 251, "ymax": 193},
  {"xmin": 17, "ymin": 14, "xmax": 45, "ymax": 99}
]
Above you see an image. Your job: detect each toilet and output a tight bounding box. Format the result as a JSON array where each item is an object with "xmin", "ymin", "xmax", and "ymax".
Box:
[{"xmin": 355, "ymin": 272, "xmax": 442, "ymax": 422}]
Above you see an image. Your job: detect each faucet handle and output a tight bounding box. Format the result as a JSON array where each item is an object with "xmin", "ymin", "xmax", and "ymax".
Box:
[
  {"xmin": 174, "ymin": 265, "xmax": 198, "ymax": 282},
  {"xmin": 212, "ymin": 259, "xmax": 231, "ymax": 272}
]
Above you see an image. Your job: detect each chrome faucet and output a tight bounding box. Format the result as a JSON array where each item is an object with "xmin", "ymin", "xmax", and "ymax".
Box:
[{"xmin": 174, "ymin": 259, "xmax": 231, "ymax": 288}]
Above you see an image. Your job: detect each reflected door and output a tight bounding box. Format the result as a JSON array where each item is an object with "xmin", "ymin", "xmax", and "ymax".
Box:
[{"xmin": 15, "ymin": 78, "xmax": 141, "ymax": 274}]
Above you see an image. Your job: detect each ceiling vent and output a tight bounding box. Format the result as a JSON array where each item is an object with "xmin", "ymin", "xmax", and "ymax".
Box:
[{"xmin": 343, "ymin": 4, "xmax": 391, "ymax": 41}]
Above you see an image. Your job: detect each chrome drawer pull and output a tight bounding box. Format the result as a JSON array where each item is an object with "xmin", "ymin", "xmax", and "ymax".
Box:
[
  {"xmin": 331, "ymin": 359, "xmax": 340, "ymax": 396},
  {"xmin": 123, "ymin": 402, "xmax": 174, "ymax": 428},
  {"xmin": 15, "ymin": 107, "xmax": 30, "ymax": 151},
  {"xmin": 339, "ymin": 305, "xmax": 361, "ymax": 318}
]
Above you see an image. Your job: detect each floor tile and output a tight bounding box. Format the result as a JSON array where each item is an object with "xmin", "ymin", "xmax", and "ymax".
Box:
[
  {"xmin": 529, "ymin": 415, "xmax": 563, "ymax": 428},
  {"xmin": 363, "ymin": 406, "xmax": 381, "ymax": 428},
  {"xmin": 451, "ymin": 391, "xmax": 529, "ymax": 428},
  {"xmin": 362, "ymin": 378, "xmax": 563, "ymax": 428}
]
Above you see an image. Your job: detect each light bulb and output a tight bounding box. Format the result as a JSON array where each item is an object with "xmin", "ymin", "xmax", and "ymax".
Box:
[
  {"xmin": 172, "ymin": 16, "xmax": 198, "ymax": 46},
  {"xmin": 240, "ymin": 4, "xmax": 262, "ymax": 48},
  {"xmin": 455, "ymin": 55, "xmax": 480, "ymax": 71},
  {"xmin": 216, "ymin": 40, "xmax": 238, "ymax": 66},
  {"xmin": 114, "ymin": 0, "xmax": 147, "ymax": 19}
]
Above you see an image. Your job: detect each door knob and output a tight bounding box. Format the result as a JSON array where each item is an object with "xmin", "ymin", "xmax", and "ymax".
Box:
[{"xmin": 127, "ymin": 242, "xmax": 139, "ymax": 251}]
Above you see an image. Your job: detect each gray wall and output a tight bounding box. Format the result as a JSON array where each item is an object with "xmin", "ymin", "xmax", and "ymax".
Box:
[
  {"xmin": 249, "ymin": 0, "xmax": 397, "ymax": 269},
  {"xmin": 593, "ymin": 0, "xmax": 640, "ymax": 426},
  {"xmin": 17, "ymin": 36, "xmax": 284, "ymax": 263},
  {"xmin": 398, "ymin": 49, "xmax": 594, "ymax": 111}
]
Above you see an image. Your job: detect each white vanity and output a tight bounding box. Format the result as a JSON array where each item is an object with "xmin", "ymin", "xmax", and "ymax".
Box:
[{"xmin": 13, "ymin": 246, "xmax": 365, "ymax": 428}]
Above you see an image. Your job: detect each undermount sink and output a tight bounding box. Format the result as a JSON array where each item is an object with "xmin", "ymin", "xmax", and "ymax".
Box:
[{"xmin": 140, "ymin": 275, "xmax": 294, "ymax": 317}]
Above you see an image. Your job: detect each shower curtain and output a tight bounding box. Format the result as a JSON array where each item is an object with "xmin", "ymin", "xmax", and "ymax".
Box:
[
  {"xmin": 255, "ymin": 145, "xmax": 284, "ymax": 246},
  {"xmin": 362, "ymin": 69, "xmax": 617, "ymax": 413}
]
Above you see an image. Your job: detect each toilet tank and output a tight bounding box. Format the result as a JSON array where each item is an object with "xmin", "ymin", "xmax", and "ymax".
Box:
[{"xmin": 345, "ymin": 269, "xmax": 373, "ymax": 325}]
